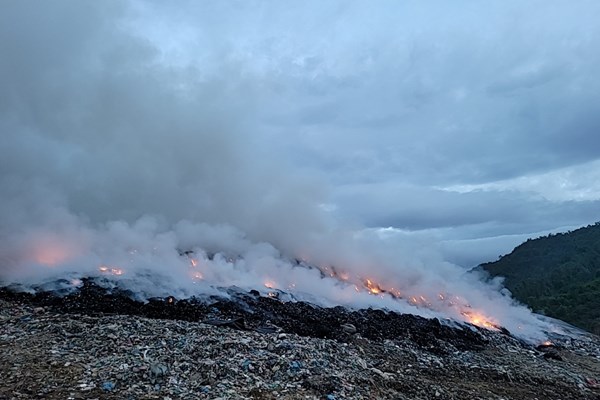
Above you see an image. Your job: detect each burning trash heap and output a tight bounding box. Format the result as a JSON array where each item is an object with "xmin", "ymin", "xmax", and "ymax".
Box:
[
  {"xmin": 2, "ymin": 224, "xmax": 600, "ymax": 399},
  {"xmin": 0, "ymin": 218, "xmax": 575, "ymax": 344}
]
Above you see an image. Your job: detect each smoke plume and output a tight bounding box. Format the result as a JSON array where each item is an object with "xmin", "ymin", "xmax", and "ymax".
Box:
[{"xmin": 0, "ymin": 2, "xmax": 560, "ymax": 341}]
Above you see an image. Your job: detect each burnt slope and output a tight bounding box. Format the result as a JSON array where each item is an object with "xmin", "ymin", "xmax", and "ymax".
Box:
[{"xmin": 0, "ymin": 279, "xmax": 489, "ymax": 353}]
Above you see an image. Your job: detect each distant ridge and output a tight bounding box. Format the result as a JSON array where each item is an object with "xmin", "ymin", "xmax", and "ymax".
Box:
[{"xmin": 478, "ymin": 222, "xmax": 600, "ymax": 334}]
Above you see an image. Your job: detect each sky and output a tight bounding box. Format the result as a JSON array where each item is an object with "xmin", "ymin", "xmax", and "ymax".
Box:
[
  {"xmin": 2, "ymin": 1, "xmax": 600, "ymax": 268},
  {"xmin": 137, "ymin": 0, "xmax": 600, "ymax": 265}
]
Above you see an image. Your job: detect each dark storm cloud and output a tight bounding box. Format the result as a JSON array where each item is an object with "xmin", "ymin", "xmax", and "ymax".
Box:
[{"xmin": 259, "ymin": 1, "xmax": 600, "ymax": 185}]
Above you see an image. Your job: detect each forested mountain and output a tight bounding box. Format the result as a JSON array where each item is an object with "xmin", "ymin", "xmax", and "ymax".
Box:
[{"xmin": 479, "ymin": 222, "xmax": 600, "ymax": 334}]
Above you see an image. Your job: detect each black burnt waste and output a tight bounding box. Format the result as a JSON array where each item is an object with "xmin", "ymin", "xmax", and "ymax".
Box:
[{"xmin": 0, "ymin": 279, "xmax": 491, "ymax": 353}]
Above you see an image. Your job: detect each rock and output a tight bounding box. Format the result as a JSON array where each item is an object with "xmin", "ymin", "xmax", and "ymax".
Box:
[
  {"xmin": 101, "ymin": 382, "xmax": 115, "ymax": 392},
  {"xmin": 150, "ymin": 363, "xmax": 169, "ymax": 377},
  {"xmin": 202, "ymin": 317, "xmax": 246, "ymax": 330},
  {"xmin": 200, "ymin": 386, "xmax": 211, "ymax": 393},
  {"xmin": 542, "ymin": 349, "xmax": 563, "ymax": 361},
  {"xmin": 370, "ymin": 367, "xmax": 395, "ymax": 380},
  {"xmin": 241, "ymin": 359, "xmax": 253, "ymax": 371},
  {"xmin": 586, "ymin": 378, "xmax": 600, "ymax": 389},
  {"xmin": 356, "ymin": 357, "xmax": 367, "ymax": 369},
  {"xmin": 341, "ymin": 323, "xmax": 357, "ymax": 334},
  {"xmin": 288, "ymin": 360, "xmax": 302, "ymax": 373},
  {"xmin": 255, "ymin": 325, "xmax": 277, "ymax": 334}
]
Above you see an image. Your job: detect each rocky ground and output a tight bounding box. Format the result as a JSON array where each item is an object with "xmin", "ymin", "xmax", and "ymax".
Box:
[{"xmin": 1, "ymin": 286, "xmax": 600, "ymax": 399}]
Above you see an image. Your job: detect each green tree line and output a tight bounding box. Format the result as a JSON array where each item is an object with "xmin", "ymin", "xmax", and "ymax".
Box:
[{"xmin": 479, "ymin": 222, "xmax": 600, "ymax": 334}]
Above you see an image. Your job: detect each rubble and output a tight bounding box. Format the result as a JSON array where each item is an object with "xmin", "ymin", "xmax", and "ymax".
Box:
[
  {"xmin": 0, "ymin": 280, "xmax": 489, "ymax": 351},
  {"xmin": 1, "ymin": 285, "xmax": 600, "ymax": 399}
]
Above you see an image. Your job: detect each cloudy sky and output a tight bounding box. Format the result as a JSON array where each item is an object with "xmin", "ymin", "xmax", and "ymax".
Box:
[{"xmin": 2, "ymin": 1, "xmax": 600, "ymax": 268}]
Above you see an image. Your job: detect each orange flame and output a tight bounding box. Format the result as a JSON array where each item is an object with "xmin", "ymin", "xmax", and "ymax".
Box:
[
  {"xmin": 345, "ymin": 275, "xmax": 499, "ymax": 331},
  {"xmin": 264, "ymin": 280, "xmax": 276, "ymax": 289},
  {"xmin": 461, "ymin": 311, "xmax": 499, "ymax": 330},
  {"xmin": 365, "ymin": 279, "xmax": 382, "ymax": 294},
  {"xmin": 33, "ymin": 250, "xmax": 69, "ymax": 266},
  {"xmin": 99, "ymin": 265, "xmax": 124, "ymax": 276},
  {"xmin": 30, "ymin": 237, "xmax": 75, "ymax": 266},
  {"xmin": 190, "ymin": 271, "xmax": 203, "ymax": 280}
]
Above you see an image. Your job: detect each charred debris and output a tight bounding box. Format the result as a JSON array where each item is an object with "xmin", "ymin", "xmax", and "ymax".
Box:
[{"xmin": 2, "ymin": 277, "xmax": 518, "ymax": 354}]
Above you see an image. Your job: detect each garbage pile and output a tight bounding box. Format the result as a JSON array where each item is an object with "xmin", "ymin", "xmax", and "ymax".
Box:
[{"xmin": 1, "ymin": 280, "xmax": 600, "ymax": 399}]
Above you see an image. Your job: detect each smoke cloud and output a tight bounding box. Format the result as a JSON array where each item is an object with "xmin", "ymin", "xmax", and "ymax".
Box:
[{"xmin": 0, "ymin": 2, "xmax": 565, "ymax": 341}]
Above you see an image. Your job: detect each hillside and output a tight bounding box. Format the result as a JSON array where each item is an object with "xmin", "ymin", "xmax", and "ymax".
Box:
[{"xmin": 479, "ymin": 222, "xmax": 600, "ymax": 334}]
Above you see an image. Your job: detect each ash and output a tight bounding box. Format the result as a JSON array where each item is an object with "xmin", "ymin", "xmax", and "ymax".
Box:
[{"xmin": 1, "ymin": 284, "xmax": 600, "ymax": 399}]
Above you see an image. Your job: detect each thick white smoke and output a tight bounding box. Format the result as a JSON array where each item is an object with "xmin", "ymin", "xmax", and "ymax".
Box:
[{"xmin": 0, "ymin": 2, "xmax": 557, "ymax": 341}]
